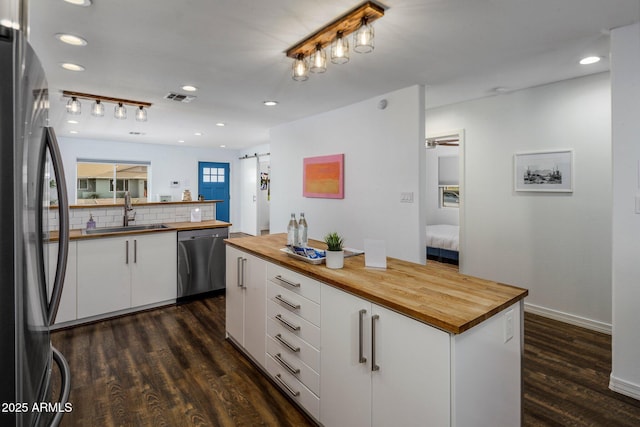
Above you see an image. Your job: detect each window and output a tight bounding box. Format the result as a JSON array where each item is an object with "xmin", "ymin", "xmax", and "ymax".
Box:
[
  {"xmin": 202, "ymin": 167, "xmax": 225, "ymax": 183},
  {"xmin": 440, "ymin": 186, "xmax": 460, "ymax": 208},
  {"xmin": 76, "ymin": 160, "xmax": 149, "ymax": 204}
]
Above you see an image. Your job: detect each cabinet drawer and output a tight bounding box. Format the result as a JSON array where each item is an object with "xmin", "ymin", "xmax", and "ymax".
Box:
[
  {"xmin": 267, "ymin": 317, "xmax": 320, "ymax": 373},
  {"xmin": 266, "ymin": 354, "xmax": 320, "ymax": 421},
  {"xmin": 267, "ymin": 281, "xmax": 320, "ymax": 327},
  {"xmin": 267, "ymin": 299, "xmax": 320, "ymax": 349},
  {"xmin": 267, "ymin": 263, "xmax": 320, "ymax": 304},
  {"xmin": 267, "ymin": 335, "xmax": 319, "ymax": 395}
]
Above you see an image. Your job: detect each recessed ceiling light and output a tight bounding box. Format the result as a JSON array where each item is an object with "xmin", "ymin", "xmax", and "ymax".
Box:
[
  {"xmin": 579, "ymin": 56, "xmax": 601, "ymax": 65},
  {"xmin": 69, "ymin": 130, "xmax": 79, "ymax": 134},
  {"xmin": 220, "ymin": 144, "xmax": 226, "ymax": 148},
  {"xmin": 178, "ymin": 140, "xmax": 185, "ymax": 143},
  {"xmin": 60, "ymin": 62, "xmax": 85, "ymax": 72},
  {"xmin": 263, "ymin": 100, "xmax": 278, "ymax": 106},
  {"xmin": 55, "ymin": 33, "xmax": 88, "ymax": 46},
  {"xmin": 194, "ymin": 132, "xmax": 203, "ymax": 136},
  {"xmin": 181, "ymin": 85, "xmax": 197, "ymax": 92},
  {"xmin": 67, "ymin": 119, "xmax": 79, "ymax": 124},
  {"xmin": 216, "ymin": 122, "xmax": 225, "ymax": 127},
  {"xmin": 63, "ymin": 0, "xmax": 92, "ymax": 6}
]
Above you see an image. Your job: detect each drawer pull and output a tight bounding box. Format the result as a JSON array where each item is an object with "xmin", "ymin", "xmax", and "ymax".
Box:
[
  {"xmin": 275, "ymin": 333, "xmax": 300, "ymax": 352},
  {"xmin": 275, "ymin": 294, "xmax": 301, "ymax": 310},
  {"xmin": 274, "ymin": 353, "xmax": 301, "ymax": 375},
  {"xmin": 359, "ymin": 309, "xmax": 367, "ymax": 364},
  {"xmin": 275, "ymin": 314, "xmax": 301, "ymax": 332},
  {"xmin": 275, "ymin": 374, "xmax": 300, "ymax": 397},
  {"xmin": 274, "ymin": 275, "xmax": 300, "ymax": 288}
]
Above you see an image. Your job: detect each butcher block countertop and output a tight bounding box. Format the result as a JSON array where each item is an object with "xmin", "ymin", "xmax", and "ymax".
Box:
[
  {"xmin": 226, "ymin": 233, "xmax": 528, "ymax": 334},
  {"xmin": 50, "ymin": 220, "xmax": 231, "ymax": 241}
]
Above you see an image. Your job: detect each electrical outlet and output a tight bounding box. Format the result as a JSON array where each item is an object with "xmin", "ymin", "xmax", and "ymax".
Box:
[{"xmin": 504, "ymin": 309, "xmax": 514, "ymax": 343}]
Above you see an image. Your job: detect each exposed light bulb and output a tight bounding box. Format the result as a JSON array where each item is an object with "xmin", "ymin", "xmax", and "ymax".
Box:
[
  {"xmin": 66, "ymin": 97, "xmax": 81, "ymax": 115},
  {"xmin": 292, "ymin": 53, "xmax": 309, "ymax": 81},
  {"xmin": 353, "ymin": 17, "xmax": 374, "ymax": 53},
  {"xmin": 331, "ymin": 31, "xmax": 349, "ymax": 64},
  {"xmin": 114, "ymin": 102, "xmax": 127, "ymax": 120},
  {"xmin": 91, "ymin": 100, "xmax": 104, "ymax": 117},
  {"xmin": 135, "ymin": 106, "xmax": 147, "ymax": 122}
]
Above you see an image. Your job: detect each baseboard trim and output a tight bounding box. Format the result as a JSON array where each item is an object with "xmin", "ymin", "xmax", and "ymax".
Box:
[
  {"xmin": 609, "ymin": 375, "xmax": 640, "ymax": 400},
  {"xmin": 524, "ymin": 303, "xmax": 612, "ymax": 335}
]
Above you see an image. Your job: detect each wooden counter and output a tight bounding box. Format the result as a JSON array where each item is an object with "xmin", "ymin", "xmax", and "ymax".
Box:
[
  {"xmin": 51, "ymin": 220, "xmax": 231, "ymax": 241},
  {"xmin": 225, "ymin": 233, "xmax": 528, "ymax": 334}
]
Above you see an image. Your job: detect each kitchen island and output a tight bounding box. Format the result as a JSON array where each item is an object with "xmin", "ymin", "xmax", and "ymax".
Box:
[{"xmin": 225, "ymin": 233, "xmax": 528, "ymax": 427}]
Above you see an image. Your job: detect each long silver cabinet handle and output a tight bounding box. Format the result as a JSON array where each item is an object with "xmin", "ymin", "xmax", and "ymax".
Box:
[
  {"xmin": 242, "ymin": 258, "xmax": 247, "ymax": 287},
  {"xmin": 274, "ymin": 275, "xmax": 300, "ymax": 288},
  {"xmin": 236, "ymin": 257, "xmax": 243, "ymax": 288},
  {"xmin": 274, "ymin": 353, "xmax": 301, "ymax": 375},
  {"xmin": 359, "ymin": 309, "xmax": 367, "ymax": 364},
  {"xmin": 126, "ymin": 240, "xmax": 129, "ymax": 264},
  {"xmin": 275, "ymin": 294, "xmax": 301, "ymax": 310},
  {"xmin": 274, "ymin": 374, "xmax": 300, "ymax": 397},
  {"xmin": 275, "ymin": 314, "xmax": 301, "ymax": 331},
  {"xmin": 275, "ymin": 334, "xmax": 300, "ymax": 352},
  {"xmin": 134, "ymin": 239, "xmax": 137, "ymax": 263},
  {"xmin": 371, "ymin": 314, "xmax": 380, "ymax": 372}
]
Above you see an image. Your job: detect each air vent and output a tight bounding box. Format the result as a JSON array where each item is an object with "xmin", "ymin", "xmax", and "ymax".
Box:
[{"xmin": 164, "ymin": 92, "xmax": 197, "ymax": 103}]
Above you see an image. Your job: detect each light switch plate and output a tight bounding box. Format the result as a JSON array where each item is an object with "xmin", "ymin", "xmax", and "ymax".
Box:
[{"xmin": 400, "ymin": 192, "xmax": 414, "ymax": 203}]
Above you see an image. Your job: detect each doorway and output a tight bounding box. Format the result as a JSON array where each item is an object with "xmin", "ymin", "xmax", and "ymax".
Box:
[
  {"xmin": 238, "ymin": 153, "xmax": 270, "ymax": 236},
  {"xmin": 198, "ymin": 162, "xmax": 230, "ymax": 222},
  {"xmin": 425, "ymin": 130, "xmax": 464, "ymax": 270}
]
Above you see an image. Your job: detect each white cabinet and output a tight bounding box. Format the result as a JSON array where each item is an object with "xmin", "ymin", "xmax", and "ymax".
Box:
[
  {"xmin": 77, "ymin": 235, "xmax": 130, "ymax": 318},
  {"xmin": 320, "ymin": 284, "xmax": 450, "ymax": 427},
  {"xmin": 265, "ymin": 263, "xmax": 321, "ymax": 420},
  {"xmin": 225, "ymin": 245, "xmax": 266, "ymax": 366},
  {"xmin": 46, "ymin": 241, "xmax": 77, "ymax": 324},
  {"xmin": 77, "ymin": 232, "xmax": 176, "ymax": 319},
  {"xmin": 131, "ymin": 232, "xmax": 177, "ymax": 307}
]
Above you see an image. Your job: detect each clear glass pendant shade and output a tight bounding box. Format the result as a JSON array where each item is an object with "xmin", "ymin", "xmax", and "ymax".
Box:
[
  {"xmin": 353, "ymin": 17, "xmax": 374, "ymax": 53},
  {"xmin": 331, "ymin": 31, "xmax": 349, "ymax": 64},
  {"xmin": 66, "ymin": 97, "xmax": 81, "ymax": 115},
  {"xmin": 292, "ymin": 53, "xmax": 309, "ymax": 81},
  {"xmin": 135, "ymin": 106, "xmax": 147, "ymax": 122},
  {"xmin": 91, "ymin": 99, "xmax": 104, "ymax": 117},
  {"xmin": 114, "ymin": 102, "xmax": 127, "ymax": 120},
  {"xmin": 309, "ymin": 44, "xmax": 327, "ymax": 73}
]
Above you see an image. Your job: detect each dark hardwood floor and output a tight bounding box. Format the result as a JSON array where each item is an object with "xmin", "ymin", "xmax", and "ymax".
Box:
[{"xmin": 51, "ymin": 289, "xmax": 640, "ymax": 426}]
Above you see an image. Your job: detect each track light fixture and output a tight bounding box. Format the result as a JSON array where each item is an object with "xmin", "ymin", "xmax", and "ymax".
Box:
[
  {"xmin": 62, "ymin": 90, "xmax": 151, "ymax": 121},
  {"xmin": 285, "ymin": 1, "xmax": 385, "ymax": 81}
]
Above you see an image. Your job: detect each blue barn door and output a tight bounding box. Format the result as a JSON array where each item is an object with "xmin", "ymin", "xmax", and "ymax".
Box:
[{"xmin": 198, "ymin": 162, "xmax": 230, "ymax": 222}]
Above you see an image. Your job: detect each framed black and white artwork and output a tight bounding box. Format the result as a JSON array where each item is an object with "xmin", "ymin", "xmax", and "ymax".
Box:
[{"xmin": 514, "ymin": 149, "xmax": 573, "ymax": 192}]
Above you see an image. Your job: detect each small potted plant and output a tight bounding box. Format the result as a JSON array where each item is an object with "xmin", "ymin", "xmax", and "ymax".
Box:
[{"xmin": 324, "ymin": 232, "xmax": 344, "ymax": 269}]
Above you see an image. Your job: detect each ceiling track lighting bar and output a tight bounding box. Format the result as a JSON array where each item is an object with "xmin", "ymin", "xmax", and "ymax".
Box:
[
  {"xmin": 62, "ymin": 90, "xmax": 152, "ymax": 108},
  {"xmin": 285, "ymin": 1, "xmax": 384, "ymax": 59}
]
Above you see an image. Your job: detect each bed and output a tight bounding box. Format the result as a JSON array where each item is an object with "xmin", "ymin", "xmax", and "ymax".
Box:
[{"xmin": 426, "ymin": 224, "xmax": 459, "ymax": 265}]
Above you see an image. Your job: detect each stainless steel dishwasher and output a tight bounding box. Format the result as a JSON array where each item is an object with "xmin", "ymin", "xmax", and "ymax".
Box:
[{"xmin": 177, "ymin": 227, "xmax": 229, "ymax": 298}]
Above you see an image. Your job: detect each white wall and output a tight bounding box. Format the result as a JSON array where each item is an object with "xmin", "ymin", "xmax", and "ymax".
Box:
[
  {"xmin": 426, "ymin": 72, "xmax": 612, "ymax": 331},
  {"xmin": 57, "ymin": 137, "xmax": 242, "ymax": 231},
  {"xmin": 270, "ymin": 85, "xmax": 426, "ymax": 264},
  {"xmin": 610, "ymin": 22, "xmax": 640, "ymax": 401}
]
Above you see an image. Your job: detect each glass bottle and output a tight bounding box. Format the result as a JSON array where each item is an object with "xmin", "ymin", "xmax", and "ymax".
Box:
[
  {"xmin": 287, "ymin": 213, "xmax": 299, "ymax": 246},
  {"xmin": 298, "ymin": 212, "xmax": 308, "ymax": 247}
]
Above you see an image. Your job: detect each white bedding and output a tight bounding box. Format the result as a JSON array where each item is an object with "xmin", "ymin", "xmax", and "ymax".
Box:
[{"xmin": 426, "ymin": 224, "xmax": 459, "ymax": 251}]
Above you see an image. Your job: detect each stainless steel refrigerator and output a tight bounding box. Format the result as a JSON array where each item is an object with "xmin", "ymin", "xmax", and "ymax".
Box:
[{"xmin": 0, "ymin": 25, "xmax": 71, "ymax": 427}]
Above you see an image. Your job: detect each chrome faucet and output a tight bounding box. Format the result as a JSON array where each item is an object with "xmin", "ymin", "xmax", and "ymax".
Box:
[{"xmin": 123, "ymin": 191, "xmax": 136, "ymax": 226}]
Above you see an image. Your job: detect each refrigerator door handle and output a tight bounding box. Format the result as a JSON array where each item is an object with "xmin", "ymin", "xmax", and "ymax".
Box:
[
  {"xmin": 45, "ymin": 127, "xmax": 70, "ymax": 326},
  {"xmin": 50, "ymin": 346, "xmax": 71, "ymax": 427}
]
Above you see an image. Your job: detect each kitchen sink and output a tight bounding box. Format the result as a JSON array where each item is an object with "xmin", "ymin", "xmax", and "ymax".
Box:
[{"xmin": 83, "ymin": 224, "xmax": 170, "ymax": 235}]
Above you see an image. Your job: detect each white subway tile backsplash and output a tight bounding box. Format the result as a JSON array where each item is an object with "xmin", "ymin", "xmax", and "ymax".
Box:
[{"xmin": 49, "ymin": 202, "xmax": 216, "ymax": 232}]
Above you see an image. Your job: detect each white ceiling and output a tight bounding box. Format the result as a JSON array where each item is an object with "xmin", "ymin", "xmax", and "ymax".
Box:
[{"xmin": 28, "ymin": 0, "xmax": 640, "ymax": 150}]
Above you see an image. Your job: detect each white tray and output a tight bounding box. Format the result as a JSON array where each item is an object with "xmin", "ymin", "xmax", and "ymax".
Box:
[{"xmin": 280, "ymin": 247, "xmax": 326, "ymax": 264}]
